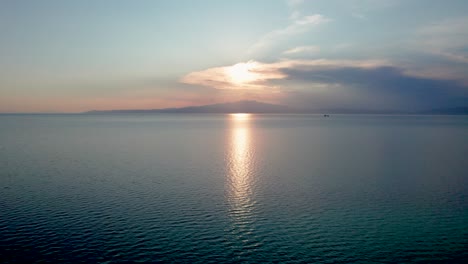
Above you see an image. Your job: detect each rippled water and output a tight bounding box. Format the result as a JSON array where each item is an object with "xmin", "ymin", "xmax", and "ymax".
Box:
[{"xmin": 1, "ymin": 114, "xmax": 467, "ymax": 263}]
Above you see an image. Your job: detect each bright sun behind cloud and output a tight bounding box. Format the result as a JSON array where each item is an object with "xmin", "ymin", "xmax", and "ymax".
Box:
[
  {"xmin": 180, "ymin": 60, "xmax": 287, "ymax": 90},
  {"xmin": 226, "ymin": 61, "xmax": 260, "ymax": 84}
]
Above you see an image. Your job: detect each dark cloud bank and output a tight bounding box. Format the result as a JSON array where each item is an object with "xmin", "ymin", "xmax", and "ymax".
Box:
[{"xmin": 281, "ymin": 65, "xmax": 467, "ymax": 112}]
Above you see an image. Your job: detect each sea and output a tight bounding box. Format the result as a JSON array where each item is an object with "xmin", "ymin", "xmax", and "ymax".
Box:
[{"xmin": 0, "ymin": 114, "xmax": 467, "ymax": 263}]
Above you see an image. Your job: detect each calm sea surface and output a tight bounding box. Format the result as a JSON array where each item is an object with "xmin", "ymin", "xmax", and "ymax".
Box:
[{"xmin": 0, "ymin": 114, "xmax": 467, "ymax": 263}]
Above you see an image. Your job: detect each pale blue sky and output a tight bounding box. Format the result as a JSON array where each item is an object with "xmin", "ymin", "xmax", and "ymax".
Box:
[{"xmin": 0, "ymin": 0, "xmax": 467, "ymax": 112}]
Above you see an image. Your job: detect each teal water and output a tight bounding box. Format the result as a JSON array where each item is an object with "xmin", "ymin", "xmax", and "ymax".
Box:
[{"xmin": 1, "ymin": 114, "xmax": 467, "ymax": 263}]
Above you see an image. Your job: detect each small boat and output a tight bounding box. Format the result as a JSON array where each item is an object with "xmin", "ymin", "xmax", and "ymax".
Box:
[{"xmin": 323, "ymin": 114, "xmax": 330, "ymax": 117}]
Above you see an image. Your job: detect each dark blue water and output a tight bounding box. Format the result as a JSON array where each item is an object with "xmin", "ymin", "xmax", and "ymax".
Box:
[{"xmin": 1, "ymin": 114, "xmax": 467, "ymax": 263}]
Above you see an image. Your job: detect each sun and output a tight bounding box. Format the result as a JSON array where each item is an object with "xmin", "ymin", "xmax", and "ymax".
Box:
[{"xmin": 226, "ymin": 62, "xmax": 259, "ymax": 84}]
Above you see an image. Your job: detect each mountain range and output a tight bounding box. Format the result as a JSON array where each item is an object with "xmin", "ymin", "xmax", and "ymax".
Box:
[
  {"xmin": 86, "ymin": 100, "xmax": 295, "ymax": 114},
  {"xmin": 86, "ymin": 100, "xmax": 468, "ymax": 115}
]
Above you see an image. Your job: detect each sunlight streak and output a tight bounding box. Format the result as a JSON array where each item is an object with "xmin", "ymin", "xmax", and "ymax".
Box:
[
  {"xmin": 230, "ymin": 113, "xmax": 251, "ymax": 121},
  {"xmin": 226, "ymin": 113, "xmax": 255, "ymax": 233}
]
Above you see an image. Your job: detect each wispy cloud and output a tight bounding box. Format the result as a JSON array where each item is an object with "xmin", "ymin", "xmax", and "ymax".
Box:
[
  {"xmin": 295, "ymin": 15, "xmax": 330, "ymax": 26},
  {"xmin": 248, "ymin": 0, "xmax": 331, "ymax": 58},
  {"xmin": 416, "ymin": 17, "xmax": 468, "ymax": 64},
  {"xmin": 286, "ymin": 0, "xmax": 303, "ymax": 19},
  {"xmin": 246, "ymin": 1, "xmax": 332, "ymax": 58},
  {"xmin": 283, "ymin": 45, "xmax": 320, "ymax": 55}
]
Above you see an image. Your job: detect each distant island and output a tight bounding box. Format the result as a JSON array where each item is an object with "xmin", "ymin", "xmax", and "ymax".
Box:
[
  {"xmin": 85, "ymin": 100, "xmax": 468, "ymax": 115},
  {"xmin": 86, "ymin": 100, "xmax": 296, "ymax": 114}
]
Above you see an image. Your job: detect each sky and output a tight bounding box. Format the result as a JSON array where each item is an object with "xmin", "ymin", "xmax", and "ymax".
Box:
[{"xmin": 0, "ymin": 0, "xmax": 467, "ymax": 113}]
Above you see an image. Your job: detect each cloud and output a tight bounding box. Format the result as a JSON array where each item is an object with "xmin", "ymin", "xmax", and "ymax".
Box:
[
  {"xmin": 286, "ymin": 65, "xmax": 467, "ymax": 110},
  {"xmin": 419, "ymin": 17, "xmax": 468, "ymax": 47},
  {"xmin": 416, "ymin": 17, "xmax": 468, "ymax": 64},
  {"xmin": 182, "ymin": 59, "xmax": 390, "ymax": 86},
  {"xmin": 295, "ymin": 15, "xmax": 330, "ymax": 26},
  {"xmin": 248, "ymin": 14, "xmax": 331, "ymax": 56},
  {"xmin": 283, "ymin": 45, "xmax": 320, "ymax": 55},
  {"xmin": 181, "ymin": 59, "xmax": 390, "ymax": 90},
  {"xmin": 180, "ymin": 61, "xmax": 286, "ymax": 91},
  {"xmin": 285, "ymin": 61, "xmax": 468, "ymax": 110},
  {"xmin": 182, "ymin": 58, "xmax": 467, "ymax": 111},
  {"xmin": 246, "ymin": 1, "xmax": 331, "ymax": 58},
  {"xmin": 286, "ymin": 0, "xmax": 303, "ymax": 19}
]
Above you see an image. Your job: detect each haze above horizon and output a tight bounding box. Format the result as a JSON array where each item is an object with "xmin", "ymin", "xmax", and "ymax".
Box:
[{"xmin": 1, "ymin": 0, "xmax": 467, "ymax": 113}]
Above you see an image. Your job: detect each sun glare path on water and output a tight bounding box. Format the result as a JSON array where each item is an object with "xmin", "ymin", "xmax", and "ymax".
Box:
[
  {"xmin": 226, "ymin": 112, "xmax": 257, "ymax": 242},
  {"xmin": 230, "ymin": 113, "xmax": 251, "ymax": 121}
]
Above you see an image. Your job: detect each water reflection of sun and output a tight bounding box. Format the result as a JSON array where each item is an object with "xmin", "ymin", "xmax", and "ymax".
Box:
[
  {"xmin": 226, "ymin": 113, "xmax": 254, "ymax": 219},
  {"xmin": 231, "ymin": 113, "xmax": 250, "ymax": 121}
]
